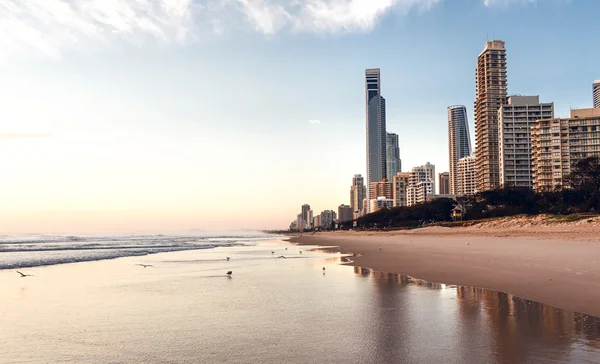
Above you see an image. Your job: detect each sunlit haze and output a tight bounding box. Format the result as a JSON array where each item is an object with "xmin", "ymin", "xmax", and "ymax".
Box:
[{"xmin": 1, "ymin": 0, "xmax": 598, "ymax": 233}]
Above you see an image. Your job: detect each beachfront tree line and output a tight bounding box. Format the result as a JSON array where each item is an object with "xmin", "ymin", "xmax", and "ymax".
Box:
[{"xmin": 355, "ymin": 157, "xmax": 600, "ymax": 229}]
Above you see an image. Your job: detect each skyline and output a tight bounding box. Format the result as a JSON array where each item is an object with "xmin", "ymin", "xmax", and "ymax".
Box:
[{"xmin": 1, "ymin": 0, "xmax": 599, "ymax": 233}]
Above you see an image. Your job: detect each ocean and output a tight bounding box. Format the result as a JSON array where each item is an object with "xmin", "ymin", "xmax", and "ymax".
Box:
[{"xmin": 1, "ymin": 234, "xmax": 599, "ymax": 363}]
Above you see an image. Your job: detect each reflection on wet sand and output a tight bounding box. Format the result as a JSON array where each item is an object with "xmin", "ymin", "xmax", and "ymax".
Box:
[{"xmin": 354, "ymin": 266, "xmax": 600, "ymax": 364}]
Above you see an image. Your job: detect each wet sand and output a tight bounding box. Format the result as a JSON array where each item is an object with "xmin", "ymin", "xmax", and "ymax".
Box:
[{"xmin": 291, "ymin": 229, "xmax": 600, "ymax": 318}]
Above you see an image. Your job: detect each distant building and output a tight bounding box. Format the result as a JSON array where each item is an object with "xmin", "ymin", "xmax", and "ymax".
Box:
[
  {"xmin": 532, "ymin": 108, "xmax": 600, "ymax": 191},
  {"xmin": 289, "ymin": 221, "xmax": 297, "ymax": 231},
  {"xmin": 370, "ymin": 196, "xmax": 394, "ymax": 213},
  {"xmin": 338, "ymin": 204, "xmax": 353, "ymax": 223},
  {"xmin": 438, "ymin": 172, "xmax": 450, "ymax": 195},
  {"xmin": 313, "ymin": 215, "xmax": 321, "ymax": 229},
  {"xmin": 350, "ymin": 174, "xmax": 366, "ymax": 215},
  {"xmin": 301, "ymin": 204, "xmax": 311, "ymax": 224},
  {"xmin": 366, "ymin": 68, "xmax": 387, "ymax": 196},
  {"xmin": 320, "ymin": 210, "xmax": 337, "ymax": 229},
  {"xmin": 369, "ymin": 179, "xmax": 393, "ymax": 201},
  {"xmin": 306, "ymin": 210, "xmax": 313, "ymax": 230},
  {"xmin": 386, "ymin": 132, "xmax": 401, "ymax": 180},
  {"xmin": 475, "ymin": 40, "xmax": 508, "ymax": 192},
  {"xmin": 362, "ymin": 199, "xmax": 369, "ymax": 215},
  {"xmin": 296, "ymin": 213, "xmax": 304, "ymax": 231},
  {"xmin": 457, "ymin": 155, "xmax": 477, "ymax": 196},
  {"xmin": 594, "ymin": 80, "xmax": 600, "ymax": 108},
  {"xmin": 498, "ymin": 95, "xmax": 554, "ymax": 188},
  {"xmin": 392, "ymin": 172, "xmax": 410, "ymax": 207},
  {"xmin": 407, "ymin": 162, "xmax": 435, "ymax": 206},
  {"xmin": 448, "ymin": 105, "xmax": 471, "ymax": 194}
]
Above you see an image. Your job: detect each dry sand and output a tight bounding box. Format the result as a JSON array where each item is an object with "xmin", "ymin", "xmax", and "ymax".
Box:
[{"xmin": 290, "ymin": 219, "xmax": 600, "ymax": 317}]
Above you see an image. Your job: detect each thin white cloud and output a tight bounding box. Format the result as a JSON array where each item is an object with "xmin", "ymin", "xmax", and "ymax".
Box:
[
  {"xmin": 483, "ymin": 0, "xmax": 536, "ymax": 7},
  {"xmin": 0, "ymin": 0, "xmax": 443, "ymax": 59},
  {"xmin": 308, "ymin": 119, "xmax": 321, "ymax": 125}
]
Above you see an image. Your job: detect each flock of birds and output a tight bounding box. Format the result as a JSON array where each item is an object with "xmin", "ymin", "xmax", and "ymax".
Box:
[{"xmin": 14, "ymin": 246, "xmax": 330, "ymax": 279}]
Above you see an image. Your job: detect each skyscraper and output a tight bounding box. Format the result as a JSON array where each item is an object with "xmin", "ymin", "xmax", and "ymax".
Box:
[
  {"xmin": 498, "ymin": 96, "xmax": 553, "ymax": 188},
  {"xmin": 474, "ymin": 40, "xmax": 508, "ymax": 192},
  {"xmin": 301, "ymin": 204, "xmax": 311, "ymax": 225},
  {"xmin": 350, "ymin": 174, "xmax": 366, "ymax": 214},
  {"xmin": 457, "ymin": 156, "xmax": 477, "ymax": 196},
  {"xmin": 366, "ymin": 68, "xmax": 387, "ymax": 194},
  {"xmin": 448, "ymin": 105, "xmax": 472, "ymax": 194},
  {"xmin": 386, "ymin": 132, "xmax": 401, "ymax": 180},
  {"xmin": 438, "ymin": 172, "xmax": 450, "ymax": 195},
  {"xmin": 594, "ymin": 80, "xmax": 600, "ymax": 108}
]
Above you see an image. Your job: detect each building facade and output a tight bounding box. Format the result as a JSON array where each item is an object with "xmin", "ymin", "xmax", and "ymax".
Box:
[
  {"xmin": 350, "ymin": 174, "xmax": 366, "ymax": 215},
  {"xmin": 338, "ymin": 205, "xmax": 353, "ymax": 223},
  {"xmin": 386, "ymin": 132, "xmax": 401, "ymax": 180},
  {"xmin": 594, "ymin": 80, "xmax": 600, "ymax": 108},
  {"xmin": 320, "ymin": 210, "xmax": 337, "ymax": 229},
  {"xmin": 368, "ymin": 179, "xmax": 393, "ymax": 201},
  {"xmin": 407, "ymin": 162, "xmax": 435, "ymax": 206},
  {"xmin": 498, "ymin": 96, "xmax": 554, "ymax": 188},
  {"xmin": 457, "ymin": 155, "xmax": 477, "ymax": 196},
  {"xmin": 313, "ymin": 215, "xmax": 321, "ymax": 229},
  {"xmin": 306, "ymin": 210, "xmax": 313, "ymax": 230},
  {"xmin": 415, "ymin": 181, "xmax": 434, "ymax": 205},
  {"xmin": 532, "ymin": 108, "xmax": 600, "ymax": 191},
  {"xmin": 369, "ymin": 197, "xmax": 394, "ymax": 213},
  {"xmin": 438, "ymin": 172, "xmax": 450, "ymax": 195},
  {"xmin": 448, "ymin": 105, "xmax": 472, "ymax": 194},
  {"xmin": 301, "ymin": 204, "xmax": 311, "ymax": 225},
  {"xmin": 475, "ymin": 40, "xmax": 508, "ymax": 192},
  {"xmin": 392, "ymin": 172, "xmax": 410, "ymax": 207},
  {"xmin": 366, "ymin": 68, "xmax": 387, "ymax": 194}
]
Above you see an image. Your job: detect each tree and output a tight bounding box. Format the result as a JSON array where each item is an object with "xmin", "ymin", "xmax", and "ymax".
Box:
[{"xmin": 566, "ymin": 157, "xmax": 600, "ymax": 211}]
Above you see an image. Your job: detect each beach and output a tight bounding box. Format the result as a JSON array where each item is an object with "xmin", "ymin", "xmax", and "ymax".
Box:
[
  {"xmin": 3, "ymin": 236, "xmax": 600, "ymax": 363},
  {"xmin": 291, "ymin": 223, "xmax": 600, "ymax": 318}
]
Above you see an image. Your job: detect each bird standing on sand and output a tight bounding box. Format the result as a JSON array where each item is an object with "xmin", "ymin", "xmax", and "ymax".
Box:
[
  {"xmin": 16, "ymin": 271, "xmax": 33, "ymax": 278},
  {"xmin": 226, "ymin": 257, "xmax": 230, "ymax": 261},
  {"xmin": 277, "ymin": 256, "xmax": 286, "ymax": 259},
  {"xmin": 136, "ymin": 264, "xmax": 153, "ymax": 268},
  {"xmin": 465, "ymin": 242, "xmax": 470, "ymax": 246},
  {"xmin": 227, "ymin": 271, "xmax": 232, "ymax": 276},
  {"xmin": 322, "ymin": 267, "xmax": 326, "ymax": 271},
  {"xmin": 285, "ymin": 247, "xmax": 288, "ymax": 250},
  {"xmin": 379, "ymin": 247, "xmax": 382, "ymax": 251},
  {"xmin": 299, "ymin": 251, "xmax": 302, "ymax": 254},
  {"xmin": 271, "ymin": 251, "xmax": 275, "ymax": 254}
]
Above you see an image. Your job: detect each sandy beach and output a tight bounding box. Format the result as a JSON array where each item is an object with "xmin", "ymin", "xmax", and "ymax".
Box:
[{"xmin": 290, "ymin": 222, "xmax": 600, "ymax": 318}]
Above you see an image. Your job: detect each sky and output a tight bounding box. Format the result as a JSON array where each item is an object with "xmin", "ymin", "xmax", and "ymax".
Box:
[{"xmin": 0, "ymin": 0, "xmax": 598, "ymax": 233}]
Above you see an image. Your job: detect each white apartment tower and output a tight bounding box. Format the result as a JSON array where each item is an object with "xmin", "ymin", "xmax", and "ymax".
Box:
[
  {"xmin": 457, "ymin": 155, "xmax": 477, "ymax": 196},
  {"xmin": 392, "ymin": 172, "xmax": 410, "ymax": 207},
  {"xmin": 407, "ymin": 162, "xmax": 435, "ymax": 206},
  {"xmin": 498, "ymin": 95, "xmax": 554, "ymax": 188},
  {"xmin": 448, "ymin": 105, "xmax": 472, "ymax": 194}
]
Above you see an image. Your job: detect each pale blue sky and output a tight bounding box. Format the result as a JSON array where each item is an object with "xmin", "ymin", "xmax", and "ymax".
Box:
[{"xmin": 0, "ymin": 0, "xmax": 598, "ymax": 232}]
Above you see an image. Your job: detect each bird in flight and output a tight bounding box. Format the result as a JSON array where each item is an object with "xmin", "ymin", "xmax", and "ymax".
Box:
[
  {"xmin": 226, "ymin": 257, "xmax": 230, "ymax": 261},
  {"xmin": 136, "ymin": 264, "xmax": 153, "ymax": 268},
  {"xmin": 226, "ymin": 271, "xmax": 233, "ymax": 276},
  {"xmin": 16, "ymin": 271, "xmax": 33, "ymax": 277}
]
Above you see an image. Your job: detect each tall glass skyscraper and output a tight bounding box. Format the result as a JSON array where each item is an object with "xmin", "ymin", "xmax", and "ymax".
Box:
[
  {"xmin": 448, "ymin": 105, "xmax": 472, "ymax": 194},
  {"xmin": 386, "ymin": 132, "xmax": 401, "ymax": 181},
  {"xmin": 366, "ymin": 68, "xmax": 387, "ymax": 194}
]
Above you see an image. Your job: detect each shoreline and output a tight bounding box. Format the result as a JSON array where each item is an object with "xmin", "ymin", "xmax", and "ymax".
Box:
[{"xmin": 290, "ymin": 228, "xmax": 600, "ymax": 318}]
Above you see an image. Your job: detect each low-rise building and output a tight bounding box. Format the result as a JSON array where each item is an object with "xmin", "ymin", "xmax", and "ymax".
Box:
[
  {"xmin": 369, "ymin": 197, "xmax": 394, "ymax": 213},
  {"xmin": 338, "ymin": 204, "xmax": 353, "ymax": 223}
]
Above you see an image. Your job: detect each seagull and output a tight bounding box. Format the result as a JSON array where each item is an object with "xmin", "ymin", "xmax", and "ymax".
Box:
[
  {"xmin": 322, "ymin": 267, "xmax": 326, "ymax": 271},
  {"xmin": 465, "ymin": 242, "xmax": 470, "ymax": 246},
  {"xmin": 299, "ymin": 251, "xmax": 302, "ymax": 254},
  {"xmin": 226, "ymin": 271, "xmax": 232, "ymax": 276},
  {"xmin": 136, "ymin": 264, "xmax": 153, "ymax": 268},
  {"xmin": 277, "ymin": 256, "xmax": 286, "ymax": 259},
  {"xmin": 379, "ymin": 247, "xmax": 382, "ymax": 251},
  {"xmin": 16, "ymin": 271, "xmax": 33, "ymax": 277},
  {"xmin": 271, "ymin": 251, "xmax": 275, "ymax": 254},
  {"xmin": 226, "ymin": 257, "xmax": 230, "ymax": 261},
  {"xmin": 285, "ymin": 247, "xmax": 288, "ymax": 250}
]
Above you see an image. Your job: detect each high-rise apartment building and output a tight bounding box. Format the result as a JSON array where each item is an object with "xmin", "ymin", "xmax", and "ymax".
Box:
[
  {"xmin": 594, "ymin": 80, "xmax": 600, "ymax": 108},
  {"xmin": 301, "ymin": 204, "xmax": 311, "ymax": 225},
  {"xmin": 475, "ymin": 40, "xmax": 508, "ymax": 192},
  {"xmin": 306, "ymin": 210, "xmax": 313, "ymax": 229},
  {"xmin": 498, "ymin": 96, "xmax": 554, "ymax": 188},
  {"xmin": 448, "ymin": 105, "xmax": 472, "ymax": 194},
  {"xmin": 320, "ymin": 210, "xmax": 337, "ymax": 229},
  {"xmin": 386, "ymin": 132, "xmax": 401, "ymax": 180},
  {"xmin": 457, "ymin": 155, "xmax": 477, "ymax": 196},
  {"xmin": 392, "ymin": 172, "xmax": 410, "ymax": 207},
  {"xmin": 531, "ymin": 108, "xmax": 600, "ymax": 191},
  {"xmin": 415, "ymin": 181, "xmax": 435, "ymax": 204},
  {"xmin": 407, "ymin": 163, "xmax": 435, "ymax": 206},
  {"xmin": 438, "ymin": 172, "xmax": 450, "ymax": 195},
  {"xmin": 368, "ymin": 179, "xmax": 393, "ymax": 201},
  {"xmin": 350, "ymin": 174, "xmax": 366, "ymax": 214},
  {"xmin": 338, "ymin": 205, "xmax": 353, "ymax": 223},
  {"xmin": 366, "ymin": 68, "xmax": 387, "ymax": 194}
]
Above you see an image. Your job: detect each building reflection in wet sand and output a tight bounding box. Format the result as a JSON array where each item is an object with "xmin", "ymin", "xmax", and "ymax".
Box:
[{"xmin": 353, "ymin": 266, "xmax": 600, "ymax": 364}]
